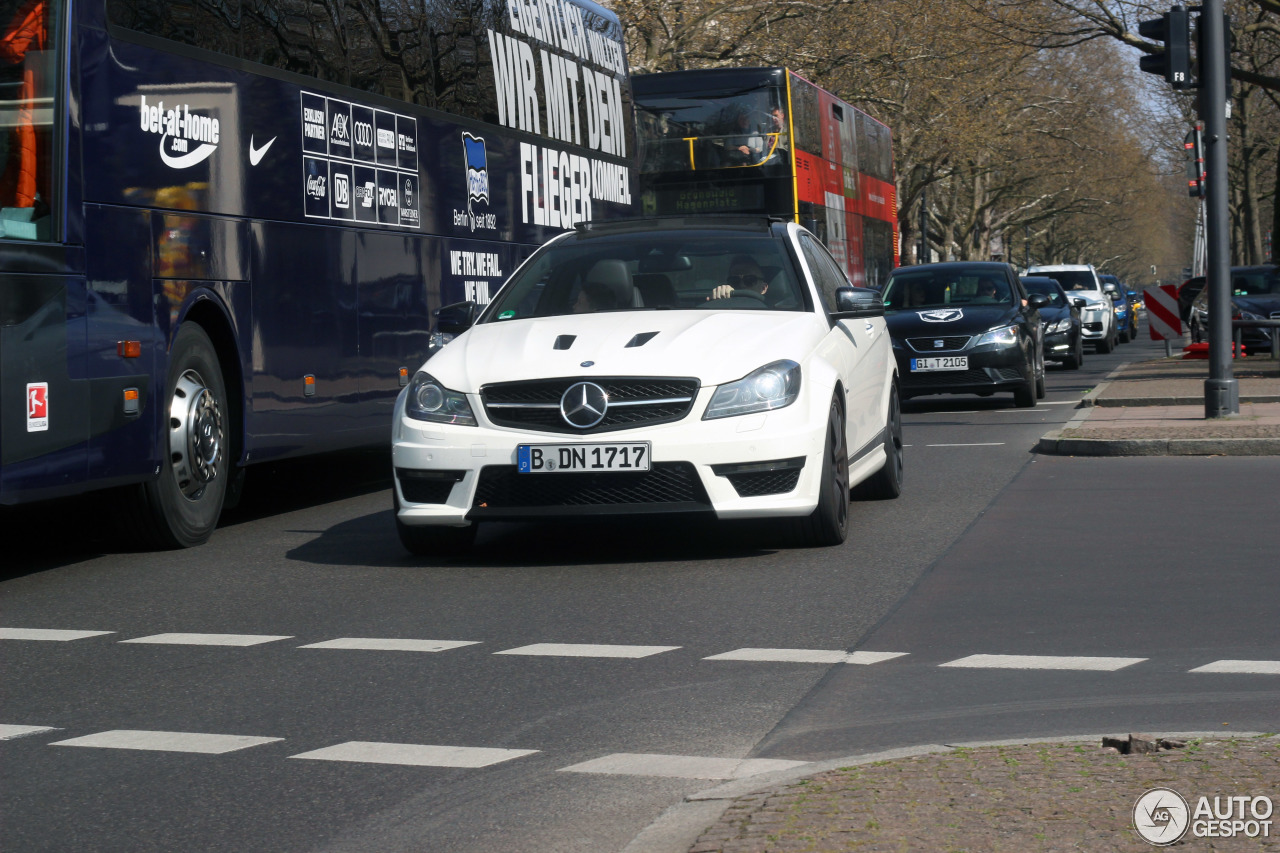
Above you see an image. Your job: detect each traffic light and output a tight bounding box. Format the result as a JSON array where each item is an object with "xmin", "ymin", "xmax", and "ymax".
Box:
[
  {"xmin": 1184, "ymin": 125, "xmax": 1204, "ymax": 197},
  {"xmin": 1138, "ymin": 5, "xmax": 1193, "ymax": 89}
]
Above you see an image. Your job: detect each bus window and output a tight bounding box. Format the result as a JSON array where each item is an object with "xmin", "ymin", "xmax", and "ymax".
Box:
[{"xmin": 0, "ymin": 0, "xmax": 57, "ymax": 240}]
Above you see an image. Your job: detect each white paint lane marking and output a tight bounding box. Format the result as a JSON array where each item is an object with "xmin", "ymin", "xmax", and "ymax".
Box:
[
  {"xmin": 49, "ymin": 730, "xmax": 283, "ymax": 754},
  {"xmin": 290, "ymin": 742, "xmax": 538, "ymax": 767},
  {"xmin": 703, "ymin": 648, "xmax": 908, "ymax": 665},
  {"xmin": 298, "ymin": 638, "xmax": 481, "ymax": 652},
  {"xmin": 120, "ymin": 633, "xmax": 293, "ymax": 647},
  {"xmin": 1038, "ymin": 400, "xmax": 1081, "ymax": 405},
  {"xmin": 558, "ymin": 753, "xmax": 809, "ymax": 780},
  {"xmin": 1189, "ymin": 660, "xmax": 1280, "ymax": 675},
  {"xmin": 0, "ymin": 628, "xmax": 115, "ymax": 641},
  {"xmin": 940, "ymin": 654, "xmax": 1146, "ymax": 671},
  {"xmin": 0, "ymin": 725, "xmax": 60, "ymax": 741},
  {"xmin": 925, "ymin": 443, "xmax": 1006, "ymax": 447},
  {"xmin": 494, "ymin": 643, "xmax": 680, "ymax": 659}
]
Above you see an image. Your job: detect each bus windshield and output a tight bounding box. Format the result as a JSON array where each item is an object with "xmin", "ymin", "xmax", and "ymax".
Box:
[{"xmin": 638, "ymin": 84, "xmax": 787, "ymax": 172}]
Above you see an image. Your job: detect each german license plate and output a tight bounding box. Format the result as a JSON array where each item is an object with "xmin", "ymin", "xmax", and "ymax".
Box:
[
  {"xmin": 910, "ymin": 356, "xmax": 968, "ymax": 372},
  {"xmin": 517, "ymin": 443, "xmax": 651, "ymax": 473}
]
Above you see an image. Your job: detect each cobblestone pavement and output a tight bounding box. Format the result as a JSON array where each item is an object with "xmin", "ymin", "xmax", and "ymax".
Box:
[{"xmin": 689, "ymin": 735, "xmax": 1279, "ymax": 852}]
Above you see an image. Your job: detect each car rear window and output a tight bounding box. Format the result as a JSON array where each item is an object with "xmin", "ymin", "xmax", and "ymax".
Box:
[{"xmin": 1032, "ymin": 270, "xmax": 1097, "ymax": 292}]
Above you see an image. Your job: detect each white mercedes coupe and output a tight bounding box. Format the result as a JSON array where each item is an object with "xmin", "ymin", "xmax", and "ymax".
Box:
[{"xmin": 392, "ymin": 217, "xmax": 901, "ymax": 553}]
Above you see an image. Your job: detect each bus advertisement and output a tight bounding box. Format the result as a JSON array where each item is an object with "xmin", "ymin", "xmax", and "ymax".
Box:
[
  {"xmin": 0, "ymin": 0, "xmax": 636, "ymax": 546},
  {"xmin": 632, "ymin": 67, "xmax": 897, "ymax": 290}
]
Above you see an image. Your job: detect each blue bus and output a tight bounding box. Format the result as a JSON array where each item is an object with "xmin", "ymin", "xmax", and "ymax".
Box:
[{"xmin": 0, "ymin": 0, "xmax": 636, "ymax": 546}]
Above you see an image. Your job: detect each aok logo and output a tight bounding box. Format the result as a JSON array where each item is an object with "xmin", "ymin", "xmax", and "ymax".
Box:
[
  {"xmin": 306, "ymin": 174, "xmax": 327, "ymax": 199},
  {"xmin": 354, "ymin": 120, "xmax": 374, "ymax": 147},
  {"xmin": 139, "ymin": 94, "xmax": 220, "ymax": 169},
  {"xmin": 333, "ymin": 173, "xmax": 350, "ymax": 209},
  {"xmin": 331, "ymin": 112, "xmax": 350, "ymax": 143},
  {"xmin": 378, "ymin": 186, "xmax": 399, "ymax": 208}
]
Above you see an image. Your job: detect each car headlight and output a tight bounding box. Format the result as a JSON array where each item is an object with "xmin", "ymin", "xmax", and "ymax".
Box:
[
  {"xmin": 704, "ymin": 360, "xmax": 801, "ymax": 420},
  {"xmin": 974, "ymin": 325, "xmax": 1019, "ymax": 347},
  {"xmin": 1049, "ymin": 318, "xmax": 1072, "ymax": 333},
  {"xmin": 1241, "ymin": 310, "xmax": 1263, "ymax": 321},
  {"xmin": 405, "ymin": 372, "xmax": 477, "ymax": 425},
  {"xmin": 1086, "ymin": 300, "xmax": 1109, "ymax": 311}
]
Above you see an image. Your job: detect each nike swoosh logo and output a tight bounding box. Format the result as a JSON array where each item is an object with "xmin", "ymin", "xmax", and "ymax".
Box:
[
  {"xmin": 248, "ymin": 135, "xmax": 276, "ymax": 166},
  {"xmin": 159, "ymin": 136, "xmax": 218, "ymax": 169}
]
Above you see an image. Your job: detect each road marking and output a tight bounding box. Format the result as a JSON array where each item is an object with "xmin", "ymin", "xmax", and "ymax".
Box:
[
  {"xmin": 120, "ymin": 633, "xmax": 293, "ymax": 646},
  {"xmin": 290, "ymin": 742, "xmax": 538, "ymax": 767},
  {"xmin": 49, "ymin": 730, "xmax": 283, "ymax": 753},
  {"xmin": 558, "ymin": 753, "xmax": 809, "ymax": 780},
  {"xmin": 298, "ymin": 638, "xmax": 481, "ymax": 652},
  {"xmin": 940, "ymin": 654, "xmax": 1146, "ymax": 671},
  {"xmin": 1189, "ymin": 660, "xmax": 1280, "ymax": 675},
  {"xmin": 0, "ymin": 725, "xmax": 59, "ymax": 741},
  {"xmin": 704, "ymin": 648, "xmax": 908, "ymax": 665},
  {"xmin": 925, "ymin": 443, "xmax": 1006, "ymax": 447},
  {"xmin": 1035, "ymin": 401, "xmax": 1079, "ymax": 405},
  {"xmin": 494, "ymin": 643, "xmax": 679, "ymax": 658},
  {"xmin": 0, "ymin": 628, "xmax": 114, "ymax": 641}
]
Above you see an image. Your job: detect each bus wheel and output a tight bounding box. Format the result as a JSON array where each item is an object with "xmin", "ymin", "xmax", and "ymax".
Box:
[{"xmin": 125, "ymin": 324, "xmax": 230, "ymax": 549}]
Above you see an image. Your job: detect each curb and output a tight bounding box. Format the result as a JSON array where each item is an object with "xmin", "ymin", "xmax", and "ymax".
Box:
[
  {"xmin": 1078, "ymin": 365, "xmax": 1127, "ymax": 408},
  {"xmin": 1093, "ymin": 394, "xmax": 1280, "ymax": 407},
  {"xmin": 619, "ymin": 731, "xmax": 1269, "ymax": 853},
  {"xmin": 1036, "ymin": 433, "xmax": 1280, "ymax": 456}
]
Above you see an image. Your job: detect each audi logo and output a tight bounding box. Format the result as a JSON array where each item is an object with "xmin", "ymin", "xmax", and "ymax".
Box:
[{"xmin": 354, "ymin": 120, "xmax": 374, "ymax": 147}]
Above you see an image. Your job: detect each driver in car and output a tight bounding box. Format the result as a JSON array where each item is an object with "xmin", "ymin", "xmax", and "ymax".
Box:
[{"xmin": 706, "ymin": 255, "xmax": 769, "ymax": 307}]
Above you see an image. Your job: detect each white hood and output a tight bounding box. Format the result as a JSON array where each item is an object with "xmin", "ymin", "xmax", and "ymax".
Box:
[{"xmin": 422, "ymin": 310, "xmax": 826, "ymax": 391}]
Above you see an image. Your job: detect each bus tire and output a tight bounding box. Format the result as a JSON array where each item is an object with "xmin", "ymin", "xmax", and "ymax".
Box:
[{"xmin": 124, "ymin": 324, "xmax": 230, "ymax": 549}]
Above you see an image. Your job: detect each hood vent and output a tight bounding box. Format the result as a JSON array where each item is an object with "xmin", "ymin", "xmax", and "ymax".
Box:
[
  {"xmin": 554, "ymin": 335, "xmax": 576, "ymax": 350},
  {"xmin": 625, "ymin": 332, "xmax": 659, "ymax": 348}
]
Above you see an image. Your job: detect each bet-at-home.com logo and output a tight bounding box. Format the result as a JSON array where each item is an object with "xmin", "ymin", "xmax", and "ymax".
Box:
[{"xmin": 139, "ymin": 95, "xmax": 220, "ymax": 169}]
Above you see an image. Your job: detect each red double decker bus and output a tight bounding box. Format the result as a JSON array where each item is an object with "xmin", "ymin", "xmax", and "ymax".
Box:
[{"xmin": 633, "ymin": 67, "xmax": 897, "ymax": 289}]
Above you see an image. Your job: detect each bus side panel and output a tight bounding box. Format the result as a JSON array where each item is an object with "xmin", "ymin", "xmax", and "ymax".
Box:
[
  {"xmin": 0, "ymin": 272, "xmax": 89, "ymax": 502},
  {"xmin": 247, "ymin": 221, "xmax": 360, "ymax": 462},
  {"xmin": 355, "ymin": 230, "xmax": 431, "ymax": 426}
]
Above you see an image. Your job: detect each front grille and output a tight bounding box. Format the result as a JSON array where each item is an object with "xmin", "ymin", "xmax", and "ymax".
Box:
[
  {"xmin": 481, "ymin": 377, "xmax": 699, "ymax": 434},
  {"xmin": 470, "ymin": 463, "xmax": 710, "ymax": 514},
  {"xmin": 725, "ymin": 468, "xmax": 802, "ymax": 497},
  {"xmin": 397, "ymin": 469, "xmax": 465, "ymax": 504},
  {"xmin": 1271, "ymin": 312, "xmax": 1280, "ymax": 320},
  {"xmin": 1084, "ymin": 321, "xmax": 1104, "ymax": 332},
  {"xmin": 906, "ymin": 335, "xmax": 971, "ymax": 353}
]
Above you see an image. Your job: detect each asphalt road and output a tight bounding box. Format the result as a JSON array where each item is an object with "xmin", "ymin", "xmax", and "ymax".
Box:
[{"xmin": 4, "ymin": 327, "xmax": 1276, "ymax": 853}]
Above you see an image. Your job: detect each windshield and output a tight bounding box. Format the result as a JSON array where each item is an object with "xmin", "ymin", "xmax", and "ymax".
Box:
[
  {"xmin": 1232, "ymin": 269, "xmax": 1280, "ymax": 296},
  {"xmin": 482, "ymin": 232, "xmax": 808, "ymax": 321},
  {"xmin": 883, "ymin": 268, "xmax": 1015, "ymax": 310},
  {"xmin": 1031, "ymin": 270, "xmax": 1099, "ymax": 292},
  {"xmin": 1021, "ymin": 279, "xmax": 1066, "ymax": 307},
  {"xmin": 637, "ymin": 84, "xmax": 788, "ymax": 172}
]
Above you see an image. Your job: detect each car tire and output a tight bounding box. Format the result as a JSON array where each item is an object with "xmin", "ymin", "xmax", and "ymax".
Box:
[
  {"xmin": 1014, "ymin": 364, "xmax": 1037, "ymax": 408},
  {"xmin": 1063, "ymin": 335, "xmax": 1082, "ymax": 370},
  {"xmin": 394, "ymin": 492, "xmax": 478, "ymax": 556},
  {"xmin": 1095, "ymin": 327, "xmax": 1114, "ymax": 354},
  {"xmin": 795, "ymin": 398, "xmax": 849, "ymax": 546},
  {"xmin": 116, "ymin": 323, "xmax": 230, "ymax": 549},
  {"xmin": 853, "ymin": 384, "xmax": 902, "ymax": 501}
]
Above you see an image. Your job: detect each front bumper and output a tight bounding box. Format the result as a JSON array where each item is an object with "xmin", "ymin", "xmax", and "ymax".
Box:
[
  {"xmin": 392, "ymin": 386, "xmax": 832, "ymax": 527},
  {"xmin": 895, "ymin": 344, "xmax": 1028, "ymax": 398},
  {"xmin": 1043, "ymin": 328, "xmax": 1075, "ymax": 359},
  {"xmin": 1079, "ymin": 306, "xmax": 1112, "ymax": 339}
]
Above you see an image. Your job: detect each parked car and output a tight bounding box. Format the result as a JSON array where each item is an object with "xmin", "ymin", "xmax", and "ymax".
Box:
[
  {"xmin": 1178, "ymin": 276, "xmax": 1206, "ymax": 324},
  {"xmin": 1188, "ymin": 264, "xmax": 1280, "ymax": 352},
  {"xmin": 883, "ymin": 262, "xmax": 1046, "ymax": 407},
  {"xmin": 1021, "ymin": 275, "xmax": 1083, "ymax": 369},
  {"xmin": 1026, "ymin": 264, "xmax": 1118, "ymax": 353},
  {"xmin": 393, "ymin": 216, "xmax": 902, "ymax": 553}
]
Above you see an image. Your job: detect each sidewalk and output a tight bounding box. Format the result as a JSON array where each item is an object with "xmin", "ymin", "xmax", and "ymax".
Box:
[
  {"xmin": 682, "ymin": 733, "xmax": 1280, "ymax": 852},
  {"xmin": 1037, "ymin": 354, "xmax": 1280, "ymax": 456}
]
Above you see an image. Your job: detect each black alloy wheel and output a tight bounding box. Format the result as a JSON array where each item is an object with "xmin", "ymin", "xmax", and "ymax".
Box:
[
  {"xmin": 854, "ymin": 384, "xmax": 903, "ymax": 501},
  {"xmin": 796, "ymin": 397, "xmax": 849, "ymax": 546}
]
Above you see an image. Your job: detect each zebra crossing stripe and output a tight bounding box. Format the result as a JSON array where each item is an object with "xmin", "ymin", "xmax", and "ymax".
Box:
[
  {"xmin": 0, "ymin": 628, "xmax": 114, "ymax": 641},
  {"xmin": 49, "ymin": 730, "xmax": 283, "ymax": 754},
  {"xmin": 558, "ymin": 753, "xmax": 809, "ymax": 780},
  {"xmin": 703, "ymin": 648, "xmax": 907, "ymax": 664},
  {"xmin": 289, "ymin": 742, "xmax": 538, "ymax": 767},
  {"xmin": 0, "ymin": 725, "xmax": 60, "ymax": 741},
  {"xmin": 1189, "ymin": 660, "xmax": 1280, "ymax": 675},
  {"xmin": 120, "ymin": 633, "xmax": 293, "ymax": 646},
  {"xmin": 940, "ymin": 654, "xmax": 1146, "ymax": 671},
  {"xmin": 298, "ymin": 638, "xmax": 480, "ymax": 652},
  {"xmin": 494, "ymin": 643, "xmax": 679, "ymax": 658}
]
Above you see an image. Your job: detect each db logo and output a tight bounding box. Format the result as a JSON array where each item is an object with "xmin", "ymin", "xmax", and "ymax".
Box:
[
  {"xmin": 333, "ymin": 172, "xmax": 350, "ymax": 209},
  {"xmin": 26, "ymin": 382, "xmax": 49, "ymax": 432}
]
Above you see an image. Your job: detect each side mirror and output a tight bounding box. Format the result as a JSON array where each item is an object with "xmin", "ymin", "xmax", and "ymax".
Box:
[
  {"xmin": 1071, "ymin": 297, "xmax": 1088, "ymax": 309},
  {"xmin": 1102, "ymin": 282, "xmax": 1118, "ymax": 293},
  {"xmin": 834, "ymin": 286, "xmax": 885, "ymax": 318},
  {"xmin": 435, "ymin": 300, "xmax": 478, "ymax": 335},
  {"xmin": 1026, "ymin": 293, "xmax": 1050, "ymax": 309}
]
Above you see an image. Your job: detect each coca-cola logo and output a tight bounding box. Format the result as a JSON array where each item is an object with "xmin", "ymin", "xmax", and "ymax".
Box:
[{"xmin": 306, "ymin": 174, "xmax": 327, "ymax": 199}]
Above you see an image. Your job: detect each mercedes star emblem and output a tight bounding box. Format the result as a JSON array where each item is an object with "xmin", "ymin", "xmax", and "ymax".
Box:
[{"xmin": 560, "ymin": 381, "xmax": 609, "ymax": 429}]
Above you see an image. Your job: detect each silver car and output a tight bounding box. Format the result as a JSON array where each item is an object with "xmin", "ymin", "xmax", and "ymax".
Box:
[{"xmin": 1025, "ymin": 264, "xmax": 1118, "ymax": 353}]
